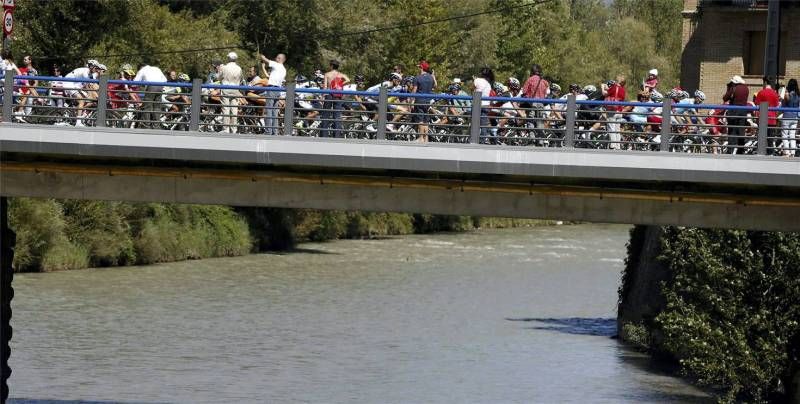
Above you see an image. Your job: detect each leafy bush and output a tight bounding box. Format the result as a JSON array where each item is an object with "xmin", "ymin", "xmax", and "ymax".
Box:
[{"xmin": 631, "ymin": 227, "xmax": 800, "ymax": 402}]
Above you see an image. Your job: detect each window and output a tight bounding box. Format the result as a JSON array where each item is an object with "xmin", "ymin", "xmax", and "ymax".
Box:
[{"xmin": 743, "ymin": 31, "xmax": 787, "ymax": 76}]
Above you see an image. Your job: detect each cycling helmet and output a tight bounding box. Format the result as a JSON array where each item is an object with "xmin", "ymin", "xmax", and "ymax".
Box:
[
  {"xmin": 582, "ymin": 84, "xmax": 597, "ymax": 96},
  {"xmin": 650, "ymin": 90, "xmax": 664, "ymax": 103},
  {"xmin": 493, "ymin": 82, "xmax": 508, "ymax": 95},
  {"xmin": 178, "ymin": 73, "xmax": 190, "ymax": 82},
  {"xmin": 550, "ymin": 83, "xmax": 562, "ymax": 93},
  {"xmin": 295, "ymin": 74, "xmax": 308, "ymax": 83},
  {"xmin": 96, "ymin": 63, "xmax": 108, "ymax": 72},
  {"xmin": 606, "ymin": 79, "xmax": 616, "ymax": 87},
  {"xmin": 694, "ymin": 90, "xmax": 706, "ymax": 101},
  {"xmin": 680, "ymin": 90, "xmax": 691, "ymax": 100},
  {"xmin": 402, "ymin": 75, "xmax": 416, "ymax": 86},
  {"xmin": 120, "ymin": 63, "xmax": 135, "ymax": 76},
  {"xmin": 87, "ymin": 59, "xmax": 100, "ymax": 68},
  {"xmin": 665, "ymin": 88, "xmax": 678, "ymax": 100},
  {"xmin": 313, "ymin": 71, "xmax": 324, "ymax": 83},
  {"xmin": 354, "ymin": 74, "xmax": 365, "ymax": 84},
  {"xmin": 568, "ymin": 83, "xmax": 581, "ymax": 92},
  {"xmin": 507, "ymin": 77, "xmax": 521, "ymax": 90},
  {"xmin": 389, "ymin": 72, "xmax": 402, "ymax": 81},
  {"xmin": 448, "ymin": 83, "xmax": 462, "ymax": 92}
]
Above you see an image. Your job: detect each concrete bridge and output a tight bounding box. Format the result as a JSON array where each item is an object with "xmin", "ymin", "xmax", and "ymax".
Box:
[{"xmin": 1, "ymin": 123, "xmax": 798, "ymax": 232}]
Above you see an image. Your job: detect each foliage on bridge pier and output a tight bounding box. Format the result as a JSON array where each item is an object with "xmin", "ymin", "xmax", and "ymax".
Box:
[{"xmin": 620, "ymin": 226, "xmax": 800, "ymax": 402}]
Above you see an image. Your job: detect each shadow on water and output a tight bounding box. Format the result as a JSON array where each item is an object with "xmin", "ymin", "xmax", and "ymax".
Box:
[
  {"xmin": 506, "ymin": 317, "xmax": 617, "ymax": 337},
  {"xmin": 507, "ymin": 317, "xmax": 715, "ymax": 401}
]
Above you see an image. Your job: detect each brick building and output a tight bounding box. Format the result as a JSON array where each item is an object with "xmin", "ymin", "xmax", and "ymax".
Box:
[{"xmin": 681, "ymin": 0, "xmax": 800, "ymax": 101}]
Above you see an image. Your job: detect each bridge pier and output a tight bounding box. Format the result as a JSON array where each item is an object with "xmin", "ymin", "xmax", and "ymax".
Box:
[{"xmin": 0, "ymin": 197, "xmax": 13, "ymax": 403}]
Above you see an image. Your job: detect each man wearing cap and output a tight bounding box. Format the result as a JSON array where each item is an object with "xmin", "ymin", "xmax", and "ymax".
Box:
[
  {"xmin": 259, "ymin": 53, "xmax": 287, "ymax": 135},
  {"xmin": 219, "ymin": 52, "xmax": 243, "ymax": 133},
  {"xmin": 723, "ymin": 75, "xmax": 750, "ymax": 154},
  {"xmin": 413, "ymin": 60, "xmax": 435, "ymax": 142}
]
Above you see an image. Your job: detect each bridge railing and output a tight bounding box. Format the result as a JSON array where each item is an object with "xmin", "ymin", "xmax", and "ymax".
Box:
[{"xmin": 2, "ymin": 71, "xmax": 799, "ymax": 156}]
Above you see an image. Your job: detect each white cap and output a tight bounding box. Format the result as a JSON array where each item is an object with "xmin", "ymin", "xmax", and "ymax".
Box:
[
  {"xmin": 731, "ymin": 75, "xmax": 745, "ymax": 84},
  {"xmin": 453, "ymin": 78, "xmax": 461, "ymax": 83},
  {"xmin": 227, "ymin": 52, "xmax": 238, "ymax": 61},
  {"xmin": 649, "ymin": 69, "xmax": 658, "ymax": 76}
]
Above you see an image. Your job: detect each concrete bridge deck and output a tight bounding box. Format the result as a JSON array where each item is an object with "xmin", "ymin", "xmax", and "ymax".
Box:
[{"xmin": 1, "ymin": 124, "xmax": 799, "ymax": 231}]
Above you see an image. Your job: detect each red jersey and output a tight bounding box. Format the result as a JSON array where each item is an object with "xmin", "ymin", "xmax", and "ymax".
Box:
[
  {"xmin": 754, "ymin": 87, "xmax": 780, "ymax": 126},
  {"xmin": 605, "ymin": 84, "xmax": 626, "ymax": 112}
]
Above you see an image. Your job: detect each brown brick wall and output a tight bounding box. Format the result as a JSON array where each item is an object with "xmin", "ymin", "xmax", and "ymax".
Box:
[{"xmin": 681, "ymin": 2, "xmax": 800, "ymax": 102}]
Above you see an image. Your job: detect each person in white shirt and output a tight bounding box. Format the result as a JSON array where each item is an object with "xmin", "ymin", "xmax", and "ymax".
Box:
[
  {"xmin": 133, "ymin": 63, "xmax": 168, "ymax": 128},
  {"xmin": 259, "ymin": 53, "xmax": 286, "ymax": 135},
  {"xmin": 219, "ymin": 52, "xmax": 243, "ymax": 133}
]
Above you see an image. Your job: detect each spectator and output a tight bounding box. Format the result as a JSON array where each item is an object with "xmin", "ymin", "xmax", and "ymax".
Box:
[
  {"xmin": 755, "ymin": 76, "xmax": 781, "ymax": 154},
  {"xmin": 133, "ymin": 62, "xmax": 168, "ymax": 129},
  {"xmin": 722, "ymin": 75, "xmax": 750, "ymax": 154},
  {"xmin": 219, "ymin": 52, "xmax": 243, "ymax": 133},
  {"xmin": 522, "ymin": 64, "xmax": 549, "ymax": 132},
  {"xmin": 643, "ymin": 69, "xmax": 659, "ymax": 93},
  {"xmin": 17, "ymin": 55, "xmax": 40, "ymax": 119},
  {"xmin": 602, "ymin": 75, "xmax": 627, "ymax": 150},
  {"xmin": 321, "ymin": 59, "xmax": 350, "ymax": 138},
  {"xmin": 413, "ymin": 59, "xmax": 435, "ymax": 143},
  {"xmin": 259, "ymin": 53, "xmax": 287, "ymax": 135},
  {"xmin": 781, "ymin": 78, "xmax": 799, "ymax": 157},
  {"xmin": 206, "ymin": 59, "xmax": 222, "ymax": 84},
  {"xmin": 474, "ymin": 67, "xmax": 494, "ymax": 142}
]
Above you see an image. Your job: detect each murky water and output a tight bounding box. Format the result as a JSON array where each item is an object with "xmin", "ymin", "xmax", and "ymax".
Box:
[{"xmin": 9, "ymin": 224, "xmax": 709, "ymax": 403}]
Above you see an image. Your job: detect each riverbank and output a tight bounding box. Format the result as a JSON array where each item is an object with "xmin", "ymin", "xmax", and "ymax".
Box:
[
  {"xmin": 618, "ymin": 225, "xmax": 800, "ymax": 402},
  {"xmin": 7, "ymin": 198, "xmax": 561, "ymax": 272}
]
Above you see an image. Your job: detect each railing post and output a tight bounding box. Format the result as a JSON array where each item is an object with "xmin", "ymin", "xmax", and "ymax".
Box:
[
  {"xmin": 660, "ymin": 98, "xmax": 672, "ymax": 152},
  {"xmin": 470, "ymin": 91, "xmax": 482, "ymax": 144},
  {"xmin": 564, "ymin": 94, "xmax": 576, "ymax": 148},
  {"xmin": 2, "ymin": 70, "xmax": 13, "ymax": 123},
  {"xmin": 283, "ymin": 83, "xmax": 295, "ymax": 136},
  {"xmin": 757, "ymin": 101, "xmax": 768, "ymax": 155},
  {"xmin": 95, "ymin": 76, "xmax": 108, "ymax": 127},
  {"xmin": 376, "ymin": 86, "xmax": 388, "ymax": 141},
  {"xmin": 189, "ymin": 79, "xmax": 202, "ymax": 132}
]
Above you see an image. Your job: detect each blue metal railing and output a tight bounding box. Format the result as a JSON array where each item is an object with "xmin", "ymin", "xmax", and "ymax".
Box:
[{"xmin": 2, "ymin": 73, "xmax": 799, "ymax": 156}]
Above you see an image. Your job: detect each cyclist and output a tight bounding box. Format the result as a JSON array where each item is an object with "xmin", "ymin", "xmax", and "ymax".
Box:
[
  {"xmin": 386, "ymin": 75, "xmax": 415, "ymax": 132},
  {"xmin": 294, "ymin": 74, "xmax": 323, "ymax": 129},
  {"xmin": 64, "ymin": 59, "xmax": 103, "ymax": 126},
  {"xmin": 108, "ymin": 63, "xmax": 140, "ymax": 110}
]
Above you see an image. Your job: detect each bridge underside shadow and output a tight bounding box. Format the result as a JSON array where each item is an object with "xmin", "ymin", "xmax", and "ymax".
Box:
[{"xmin": 1, "ymin": 161, "xmax": 797, "ymax": 231}]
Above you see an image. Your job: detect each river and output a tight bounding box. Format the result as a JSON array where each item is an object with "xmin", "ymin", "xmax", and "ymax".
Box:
[{"xmin": 8, "ymin": 224, "xmax": 710, "ymax": 403}]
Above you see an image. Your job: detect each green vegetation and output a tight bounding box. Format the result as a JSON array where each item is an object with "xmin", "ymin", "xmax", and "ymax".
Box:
[
  {"xmin": 9, "ymin": 198, "xmax": 251, "ymax": 271},
  {"xmin": 7, "ymin": 199, "xmax": 556, "ymax": 272},
  {"xmin": 13, "ymin": 0, "xmax": 683, "ymax": 91},
  {"xmin": 620, "ymin": 226, "xmax": 800, "ymax": 402}
]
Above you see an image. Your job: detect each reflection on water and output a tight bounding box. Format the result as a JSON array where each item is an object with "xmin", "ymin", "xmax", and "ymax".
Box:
[{"xmin": 9, "ymin": 224, "xmax": 710, "ymax": 403}]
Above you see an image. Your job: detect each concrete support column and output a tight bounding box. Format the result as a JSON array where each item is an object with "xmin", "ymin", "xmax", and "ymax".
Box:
[{"xmin": 0, "ymin": 197, "xmax": 14, "ymax": 402}]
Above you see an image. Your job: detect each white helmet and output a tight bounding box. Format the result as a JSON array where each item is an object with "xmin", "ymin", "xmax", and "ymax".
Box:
[
  {"xmin": 87, "ymin": 59, "xmax": 100, "ymax": 68},
  {"xmin": 227, "ymin": 51, "xmax": 238, "ymax": 61},
  {"xmin": 648, "ymin": 68, "xmax": 658, "ymax": 76}
]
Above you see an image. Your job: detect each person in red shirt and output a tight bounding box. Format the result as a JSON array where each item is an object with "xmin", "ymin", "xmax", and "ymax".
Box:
[
  {"xmin": 602, "ymin": 75, "xmax": 627, "ymax": 149},
  {"xmin": 754, "ymin": 76, "xmax": 781, "ymax": 153},
  {"xmin": 521, "ymin": 64, "xmax": 549, "ymax": 134}
]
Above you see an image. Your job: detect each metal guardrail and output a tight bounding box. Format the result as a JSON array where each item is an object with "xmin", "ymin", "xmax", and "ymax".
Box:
[{"xmin": 1, "ymin": 71, "xmax": 799, "ymax": 157}]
